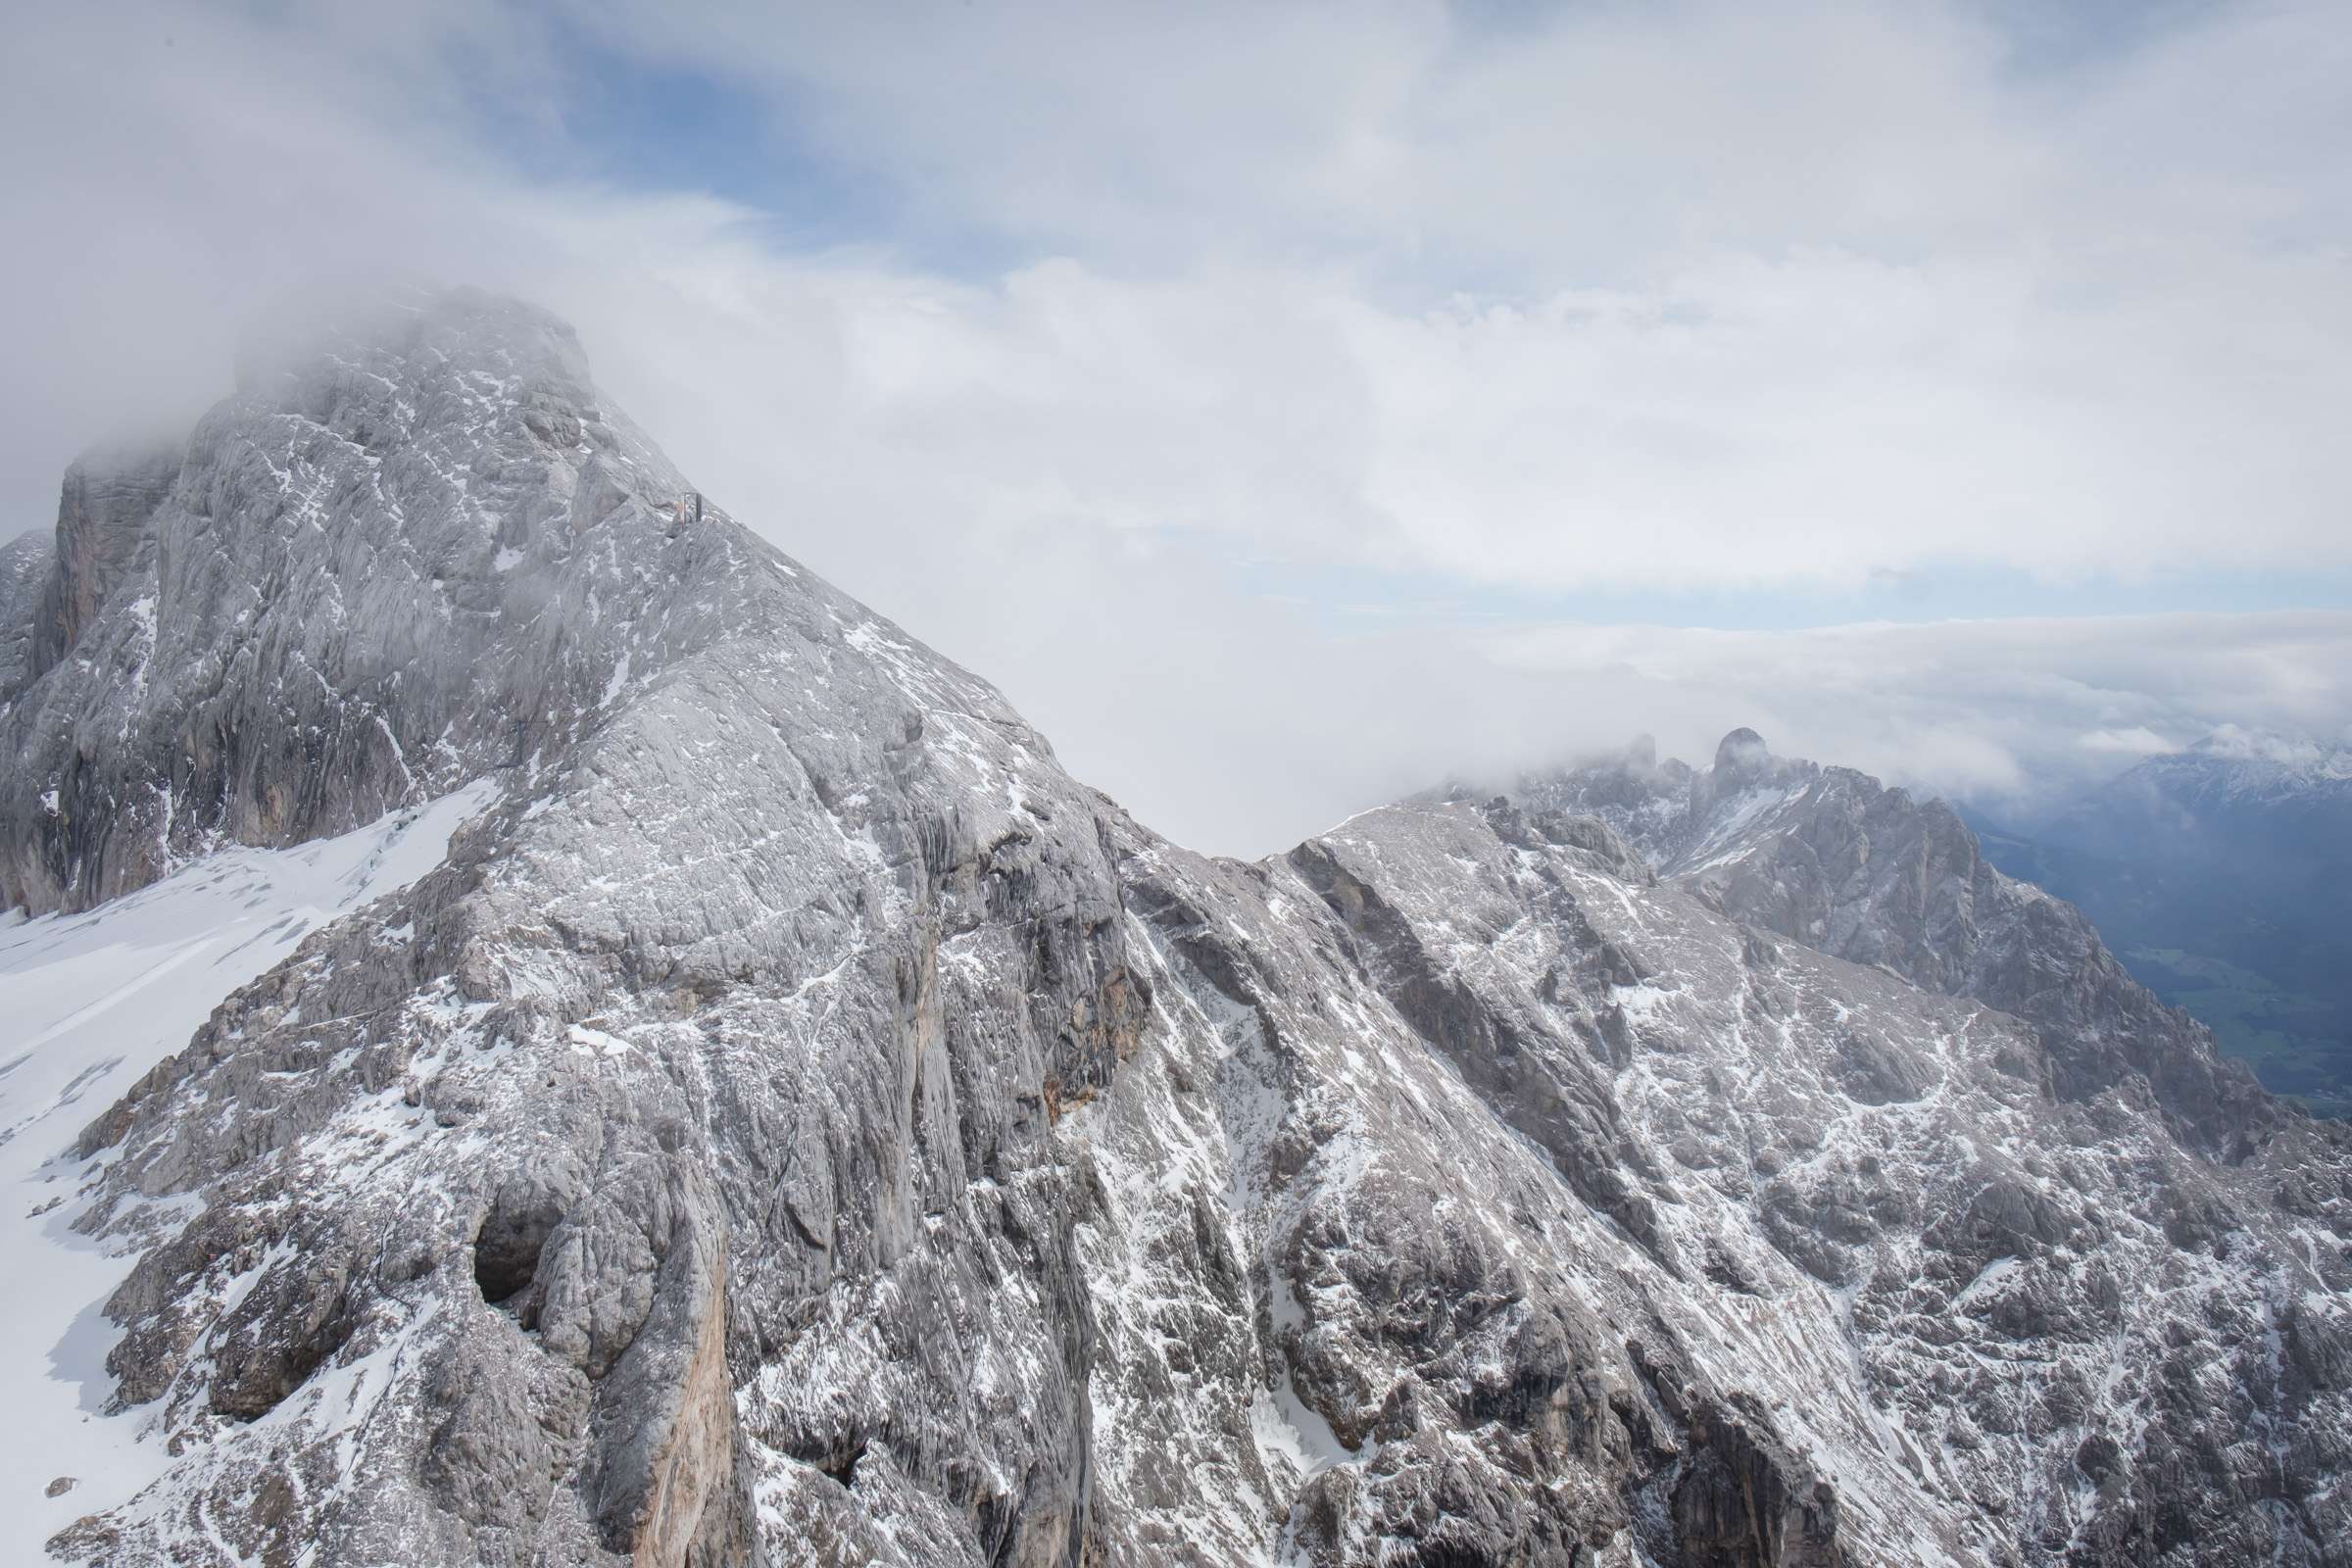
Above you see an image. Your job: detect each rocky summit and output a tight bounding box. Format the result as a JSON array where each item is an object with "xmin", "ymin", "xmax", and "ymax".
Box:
[{"xmin": 1, "ymin": 288, "xmax": 2347, "ymax": 1568}]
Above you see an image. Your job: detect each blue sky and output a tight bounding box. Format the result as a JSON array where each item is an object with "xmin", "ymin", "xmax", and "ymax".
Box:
[{"xmin": 499, "ymin": 30, "xmax": 906, "ymax": 258}]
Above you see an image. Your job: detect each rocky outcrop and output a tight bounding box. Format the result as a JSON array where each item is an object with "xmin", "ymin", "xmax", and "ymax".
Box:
[
  {"xmin": 0, "ymin": 527, "xmax": 51, "ymax": 705},
  {"xmin": 1515, "ymin": 732, "xmax": 2275, "ymax": 1152},
  {"xmin": 1673, "ymin": 1403, "xmax": 1842, "ymax": 1568},
  {"xmin": 26, "ymin": 444, "xmax": 180, "ymax": 681},
  {"xmin": 10, "ymin": 292, "xmax": 2348, "ymax": 1568}
]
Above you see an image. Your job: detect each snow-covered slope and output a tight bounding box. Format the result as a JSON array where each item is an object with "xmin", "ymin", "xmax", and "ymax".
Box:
[
  {"xmin": 2, "ymin": 291, "xmax": 2346, "ymax": 1567},
  {"xmin": 0, "ymin": 781, "xmax": 494, "ymax": 1560}
]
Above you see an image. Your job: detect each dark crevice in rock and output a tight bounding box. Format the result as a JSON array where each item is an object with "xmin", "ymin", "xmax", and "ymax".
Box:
[
  {"xmin": 473, "ymin": 1200, "xmax": 560, "ymax": 1311},
  {"xmin": 822, "ymin": 1439, "xmax": 865, "ymax": 1489}
]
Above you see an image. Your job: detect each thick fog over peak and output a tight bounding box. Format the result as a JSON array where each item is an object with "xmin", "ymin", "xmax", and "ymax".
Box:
[{"xmin": 6, "ymin": 0, "xmax": 2351, "ymax": 854}]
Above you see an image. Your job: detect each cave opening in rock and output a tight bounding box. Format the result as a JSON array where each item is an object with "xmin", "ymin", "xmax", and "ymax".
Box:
[
  {"xmin": 471, "ymin": 1201, "xmax": 558, "ymax": 1309},
  {"xmin": 823, "ymin": 1439, "xmax": 865, "ymax": 1489}
]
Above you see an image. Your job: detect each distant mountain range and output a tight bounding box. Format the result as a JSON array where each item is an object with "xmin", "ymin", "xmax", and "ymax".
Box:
[{"xmin": 1964, "ymin": 728, "xmax": 2352, "ymax": 1115}]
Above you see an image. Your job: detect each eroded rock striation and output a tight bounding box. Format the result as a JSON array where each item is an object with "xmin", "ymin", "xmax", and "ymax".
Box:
[{"xmin": 5, "ymin": 289, "xmax": 2347, "ymax": 1567}]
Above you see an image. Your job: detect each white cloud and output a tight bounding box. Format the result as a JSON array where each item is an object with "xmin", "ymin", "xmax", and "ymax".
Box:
[
  {"xmin": 2191, "ymin": 722, "xmax": 2345, "ymax": 769},
  {"xmin": 2078, "ymin": 726, "xmax": 2179, "ymax": 757},
  {"xmin": 530, "ymin": 0, "xmax": 2352, "ymax": 591},
  {"xmin": 3, "ymin": 0, "xmax": 2349, "ymax": 852},
  {"xmin": 1481, "ymin": 610, "xmax": 2352, "ymax": 815}
]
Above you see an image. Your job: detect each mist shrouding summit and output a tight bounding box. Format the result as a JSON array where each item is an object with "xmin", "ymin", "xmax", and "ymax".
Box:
[{"xmin": 6, "ymin": 0, "xmax": 2352, "ymax": 852}]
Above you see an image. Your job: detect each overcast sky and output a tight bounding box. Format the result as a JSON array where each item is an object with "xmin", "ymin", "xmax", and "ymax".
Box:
[{"xmin": 5, "ymin": 0, "xmax": 2350, "ymax": 854}]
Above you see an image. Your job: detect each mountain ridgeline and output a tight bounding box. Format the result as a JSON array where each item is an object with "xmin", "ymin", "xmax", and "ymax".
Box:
[{"xmin": 2, "ymin": 290, "xmax": 2346, "ymax": 1568}]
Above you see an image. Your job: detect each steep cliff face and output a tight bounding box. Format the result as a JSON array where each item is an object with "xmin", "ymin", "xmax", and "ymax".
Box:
[
  {"xmin": 4, "ymin": 293, "xmax": 2347, "ymax": 1568},
  {"xmin": 0, "ymin": 527, "xmax": 51, "ymax": 703},
  {"xmin": 0, "ymin": 289, "xmax": 727, "ymax": 913},
  {"xmin": 25, "ymin": 444, "xmax": 182, "ymax": 682}
]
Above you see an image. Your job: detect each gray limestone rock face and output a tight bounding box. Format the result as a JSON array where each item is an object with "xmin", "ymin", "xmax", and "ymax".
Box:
[
  {"xmin": 1517, "ymin": 732, "xmax": 2273, "ymax": 1153},
  {"xmin": 9, "ymin": 294, "xmax": 2349, "ymax": 1568},
  {"xmin": 0, "ymin": 527, "xmax": 53, "ymax": 705},
  {"xmin": 27, "ymin": 443, "xmax": 181, "ymax": 683},
  {"xmin": 0, "ymin": 288, "xmax": 721, "ymax": 914}
]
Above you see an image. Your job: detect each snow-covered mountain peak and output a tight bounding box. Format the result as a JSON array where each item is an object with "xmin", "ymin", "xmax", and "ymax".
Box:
[
  {"xmin": 2170, "ymin": 724, "xmax": 2352, "ymax": 793},
  {"xmin": 0, "ymin": 287, "xmax": 1000, "ymax": 916},
  {"xmin": 231, "ymin": 284, "xmax": 596, "ymax": 404},
  {"xmin": 0, "ymin": 296, "xmax": 2344, "ymax": 1567}
]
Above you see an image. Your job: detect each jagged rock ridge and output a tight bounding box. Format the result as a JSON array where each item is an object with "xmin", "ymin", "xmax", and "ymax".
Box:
[
  {"xmin": 2, "ymin": 290, "xmax": 2347, "ymax": 1568},
  {"xmin": 1501, "ymin": 735, "xmax": 2275, "ymax": 1152}
]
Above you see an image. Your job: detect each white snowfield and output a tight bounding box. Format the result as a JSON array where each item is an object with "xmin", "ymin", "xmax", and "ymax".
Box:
[{"xmin": 0, "ymin": 783, "xmax": 495, "ymax": 1560}]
